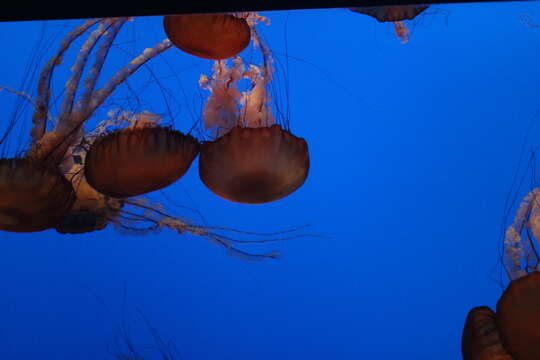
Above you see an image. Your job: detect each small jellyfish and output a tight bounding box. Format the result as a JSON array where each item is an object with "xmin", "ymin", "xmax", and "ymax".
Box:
[
  {"xmin": 164, "ymin": 13, "xmax": 251, "ymax": 60},
  {"xmin": 198, "ymin": 31, "xmax": 309, "ymax": 204},
  {"xmin": 0, "ymin": 158, "xmax": 75, "ymax": 232},
  {"xmin": 85, "ymin": 114, "xmax": 199, "ymax": 198},
  {"xmin": 350, "ymin": 5, "xmax": 429, "ymax": 43}
]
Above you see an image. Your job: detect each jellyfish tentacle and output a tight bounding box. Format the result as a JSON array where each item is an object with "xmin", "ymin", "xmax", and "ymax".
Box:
[
  {"xmin": 0, "ymin": 86, "xmax": 36, "ymax": 108},
  {"xmin": 58, "ymin": 18, "xmax": 126, "ymax": 130},
  {"xmin": 84, "ymin": 38, "xmax": 173, "ymax": 120},
  {"xmin": 393, "ymin": 21, "xmax": 410, "ymax": 44},
  {"xmin": 31, "ymin": 18, "xmax": 101, "ymax": 143},
  {"xmin": 45, "ymin": 19, "xmax": 127, "ymax": 165},
  {"xmin": 241, "ymin": 28, "xmax": 276, "ymax": 128},
  {"xmin": 116, "ymin": 199, "xmax": 288, "ymax": 261},
  {"xmin": 78, "ymin": 18, "xmax": 128, "ymax": 115},
  {"xmin": 503, "ymin": 188, "xmax": 540, "ymax": 280},
  {"xmin": 30, "ymin": 38, "xmax": 172, "ymax": 163}
]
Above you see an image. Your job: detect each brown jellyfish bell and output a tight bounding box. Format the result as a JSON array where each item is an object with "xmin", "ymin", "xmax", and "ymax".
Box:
[
  {"xmin": 163, "ymin": 13, "xmax": 251, "ymax": 60},
  {"xmin": 350, "ymin": 5, "xmax": 429, "ymax": 44},
  {"xmin": 197, "ymin": 31, "xmax": 309, "ymax": 204},
  {"xmin": 462, "ymin": 189, "xmax": 540, "ymax": 360},
  {"xmin": 496, "ymin": 272, "xmax": 540, "ymax": 360},
  {"xmin": 462, "ymin": 306, "xmax": 513, "ymax": 360},
  {"xmin": 0, "ymin": 158, "xmax": 75, "ymax": 232},
  {"xmin": 84, "ymin": 112, "xmax": 199, "ymax": 198}
]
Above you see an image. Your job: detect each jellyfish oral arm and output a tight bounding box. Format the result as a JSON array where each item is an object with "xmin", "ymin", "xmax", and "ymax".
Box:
[
  {"xmin": 58, "ymin": 20, "xmax": 122, "ymax": 131},
  {"xmin": 31, "ymin": 19, "xmax": 101, "ymax": 144},
  {"xmin": 503, "ymin": 188, "xmax": 540, "ymax": 280},
  {"xmin": 78, "ymin": 20, "xmax": 126, "ymax": 113},
  {"xmin": 84, "ymin": 38, "xmax": 173, "ymax": 121}
]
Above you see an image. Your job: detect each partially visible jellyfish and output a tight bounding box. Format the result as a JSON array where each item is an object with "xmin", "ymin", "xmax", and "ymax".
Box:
[
  {"xmin": 462, "ymin": 188, "xmax": 540, "ymax": 360},
  {"xmin": 0, "ymin": 17, "xmax": 303, "ymax": 260},
  {"xmin": 350, "ymin": 6, "xmax": 429, "ymax": 43},
  {"xmin": 164, "ymin": 13, "xmax": 252, "ymax": 60},
  {"xmin": 461, "ymin": 306, "xmax": 513, "ymax": 360},
  {"xmin": 0, "ymin": 158, "xmax": 75, "ymax": 232},
  {"xmin": 197, "ymin": 29, "xmax": 310, "ymax": 204}
]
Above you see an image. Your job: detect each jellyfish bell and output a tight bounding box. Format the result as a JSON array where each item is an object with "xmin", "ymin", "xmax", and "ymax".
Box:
[
  {"xmin": 198, "ymin": 35, "xmax": 309, "ymax": 204},
  {"xmin": 0, "ymin": 158, "xmax": 75, "ymax": 232},
  {"xmin": 350, "ymin": 6, "xmax": 429, "ymax": 22},
  {"xmin": 350, "ymin": 5, "xmax": 429, "ymax": 44},
  {"xmin": 84, "ymin": 116, "xmax": 200, "ymax": 198},
  {"xmin": 164, "ymin": 13, "xmax": 251, "ymax": 60},
  {"xmin": 462, "ymin": 306, "xmax": 513, "ymax": 360},
  {"xmin": 200, "ymin": 124, "xmax": 309, "ymax": 204},
  {"xmin": 461, "ymin": 309, "xmax": 507, "ymax": 360},
  {"xmin": 495, "ymin": 272, "xmax": 540, "ymax": 360},
  {"xmin": 461, "ymin": 273, "xmax": 540, "ymax": 360}
]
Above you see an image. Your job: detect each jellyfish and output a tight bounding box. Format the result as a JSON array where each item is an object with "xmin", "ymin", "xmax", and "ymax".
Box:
[
  {"xmin": 350, "ymin": 6, "xmax": 429, "ymax": 43},
  {"xmin": 163, "ymin": 13, "xmax": 251, "ymax": 60},
  {"xmin": 0, "ymin": 17, "xmax": 304, "ymax": 260},
  {"xmin": 198, "ymin": 29, "xmax": 309, "ymax": 204},
  {"xmin": 84, "ymin": 112, "xmax": 199, "ymax": 198},
  {"xmin": 462, "ymin": 188, "xmax": 540, "ymax": 360},
  {"xmin": 0, "ymin": 158, "xmax": 75, "ymax": 232}
]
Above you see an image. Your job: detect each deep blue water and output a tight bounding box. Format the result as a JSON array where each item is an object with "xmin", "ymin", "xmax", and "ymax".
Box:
[{"xmin": 1, "ymin": 3, "xmax": 540, "ymax": 359}]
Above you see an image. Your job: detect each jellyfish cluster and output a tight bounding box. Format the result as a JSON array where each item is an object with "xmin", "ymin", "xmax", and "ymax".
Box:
[
  {"xmin": 0, "ymin": 14, "xmax": 314, "ymax": 261},
  {"xmin": 0, "ymin": 6, "xmax": 437, "ymax": 248}
]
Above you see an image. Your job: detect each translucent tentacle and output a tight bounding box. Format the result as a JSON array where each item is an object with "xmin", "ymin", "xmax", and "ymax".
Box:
[{"xmin": 115, "ymin": 198, "xmax": 298, "ymax": 261}]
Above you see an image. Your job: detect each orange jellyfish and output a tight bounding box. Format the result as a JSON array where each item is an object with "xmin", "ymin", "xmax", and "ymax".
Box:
[
  {"xmin": 197, "ymin": 32, "xmax": 309, "ymax": 204},
  {"xmin": 0, "ymin": 158, "xmax": 75, "ymax": 232},
  {"xmin": 350, "ymin": 5, "xmax": 429, "ymax": 44},
  {"xmin": 164, "ymin": 13, "xmax": 251, "ymax": 60},
  {"xmin": 462, "ymin": 189, "xmax": 540, "ymax": 360},
  {"xmin": 84, "ymin": 113, "xmax": 199, "ymax": 198}
]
